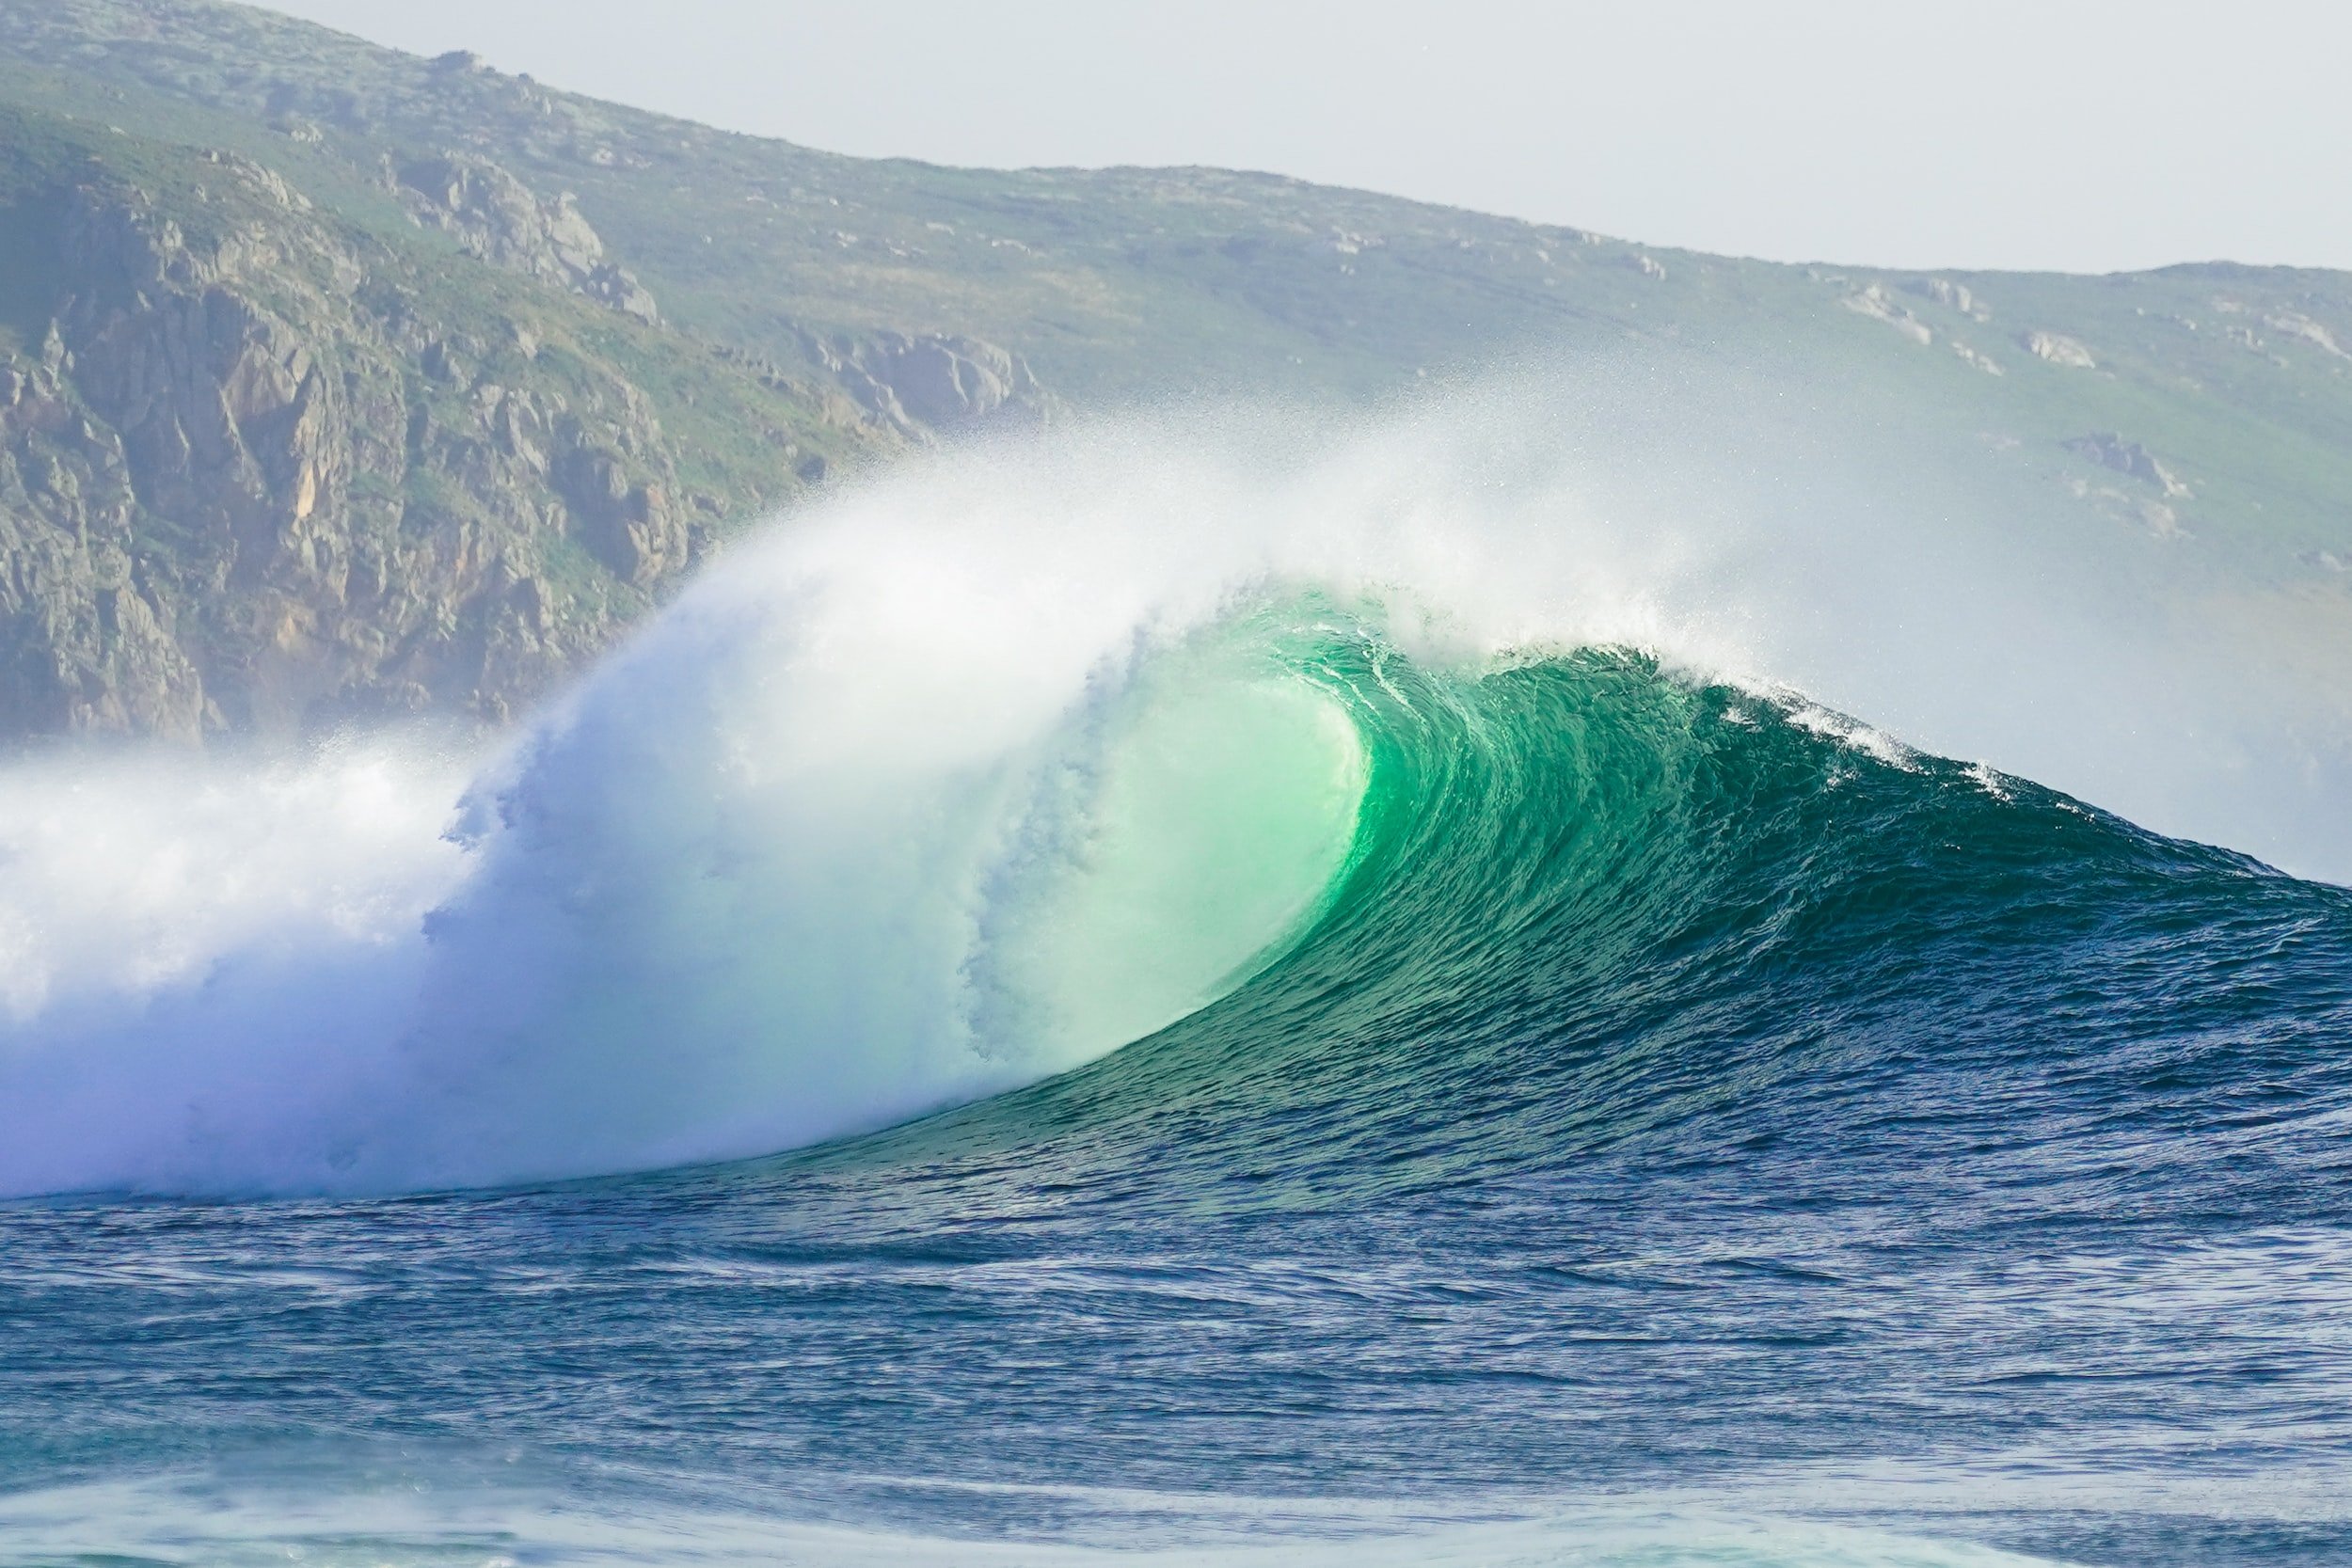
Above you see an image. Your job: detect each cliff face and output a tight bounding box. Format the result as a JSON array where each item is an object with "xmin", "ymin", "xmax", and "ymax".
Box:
[
  {"xmin": 395, "ymin": 151, "xmax": 660, "ymax": 325},
  {"xmin": 0, "ymin": 119, "xmax": 1050, "ymax": 741},
  {"xmin": 0, "ymin": 0, "xmax": 1089, "ymax": 748},
  {"xmin": 0, "ymin": 308, "xmax": 207, "ymax": 738},
  {"xmin": 0, "ymin": 148, "xmax": 704, "ymax": 736},
  {"xmin": 1, "ymin": 0, "xmax": 2350, "ymax": 742}
]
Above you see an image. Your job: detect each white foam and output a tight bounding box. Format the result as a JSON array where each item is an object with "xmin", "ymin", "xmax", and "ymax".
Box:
[
  {"xmin": 1, "ymin": 366, "xmax": 2344, "ymax": 1196},
  {"xmin": 0, "ymin": 1473, "xmax": 2077, "ymax": 1568}
]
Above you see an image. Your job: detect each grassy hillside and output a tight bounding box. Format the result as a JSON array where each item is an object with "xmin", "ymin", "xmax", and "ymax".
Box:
[{"xmin": 0, "ymin": 0, "xmax": 2346, "ymax": 737}]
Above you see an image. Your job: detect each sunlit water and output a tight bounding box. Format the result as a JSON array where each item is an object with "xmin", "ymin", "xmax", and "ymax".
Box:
[{"xmin": 4, "ymin": 403, "xmax": 2349, "ymax": 1565}]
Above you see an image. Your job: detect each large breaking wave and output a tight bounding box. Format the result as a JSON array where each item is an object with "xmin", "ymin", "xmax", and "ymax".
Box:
[{"xmin": 2, "ymin": 382, "xmax": 2348, "ymax": 1198}]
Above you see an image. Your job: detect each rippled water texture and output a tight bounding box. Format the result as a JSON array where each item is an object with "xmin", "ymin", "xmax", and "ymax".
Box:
[
  {"xmin": 7, "ymin": 405, "xmax": 2352, "ymax": 1564},
  {"xmin": 7, "ymin": 633, "xmax": 2351, "ymax": 1565}
]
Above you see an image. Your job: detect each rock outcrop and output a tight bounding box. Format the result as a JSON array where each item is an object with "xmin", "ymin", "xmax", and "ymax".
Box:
[
  {"xmin": 1906, "ymin": 277, "xmax": 1991, "ymax": 321},
  {"xmin": 8, "ymin": 0, "xmax": 2351, "ymax": 749},
  {"xmin": 2020, "ymin": 330, "xmax": 2097, "ymax": 369},
  {"xmin": 806, "ymin": 330, "xmax": 1055, "ymax": 438},
  {"xmin": 555, "ymin": 442, "xmax": 684, "ymax": 586},
  {"xmin": 2264, "ymin": 309, "xmax": 2352, "ymax": 362},
  {"xmin": 1843, "ymin": 284, "xmax": 1932, "ymax": 345},
  {"xmin": 0, "ymin": 142, "xmax": 861, "ymax": 740},
  {"xmin": 2063, "ymin": 433, "xmax": 2190, "ymax": 499},
  {"xmin": 0, "ymin": 359, "xmax": 208, "ymax": 736},
  {"xmin": 1950, "ymin": 341, "xmax": 2004, "ymax": 375},
  {"xmin": 397, "ymin": 152, "xmax": 660, "ymax": 324}
]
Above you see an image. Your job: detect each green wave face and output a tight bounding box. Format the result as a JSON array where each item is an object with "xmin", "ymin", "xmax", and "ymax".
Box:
[
  {"xmin": 972, "ymin": 628, "xmax": 1370, "ymax": 1072},
  {"xmin": 8, "ymin": 576, "xmax": 2344, "ymax": 1205},
  {"xmin": 8, "ymin": 598, "xmax": 2352, "ymax": 1568},
  {"xmin": 841, "ymin": 602, "xmax": 2352, "ymax": 1212}
]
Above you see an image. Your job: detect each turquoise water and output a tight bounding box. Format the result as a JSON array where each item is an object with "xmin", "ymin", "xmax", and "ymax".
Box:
[{"xmin": 3, "ymin": 618, "xmax": 2349, "ymax": 1564}]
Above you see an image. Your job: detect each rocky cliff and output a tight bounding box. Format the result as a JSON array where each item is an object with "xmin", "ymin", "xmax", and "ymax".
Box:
[
  {"xmin": 0, "ymin": 106, "xmax": 1051, "ymax": 741},
  {"xmin": 4, "ymin": 139, "xmax": 698, "ymax": 736},
  {"xmin": 1, "ymin": 0, "xmax": 2349, "ymax": 742},
  {"xmin": 395, "ymin": 150, "xmax": 660, "ymax": 325}
]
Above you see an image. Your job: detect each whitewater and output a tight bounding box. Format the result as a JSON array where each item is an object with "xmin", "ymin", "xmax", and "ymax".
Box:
[{"xmin": 2, "ymin": 378, "xmax": 2349, "ymax": 1565}]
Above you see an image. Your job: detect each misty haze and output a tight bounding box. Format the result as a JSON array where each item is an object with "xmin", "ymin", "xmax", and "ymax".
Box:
[{"xmin": 0, "ymin": 5, "xmax": 2347, "ymax": 1566}]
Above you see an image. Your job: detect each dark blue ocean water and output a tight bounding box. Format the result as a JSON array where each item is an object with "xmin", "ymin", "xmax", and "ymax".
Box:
[{"xmin": 4, "ymin": 655, "xmax": 2350, "ymax": 1565}]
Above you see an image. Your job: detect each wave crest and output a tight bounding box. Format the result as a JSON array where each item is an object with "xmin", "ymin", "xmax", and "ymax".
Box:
[{"xmin": 4, "ymin": 388, "xmax": 2349, "ymax": 1198}]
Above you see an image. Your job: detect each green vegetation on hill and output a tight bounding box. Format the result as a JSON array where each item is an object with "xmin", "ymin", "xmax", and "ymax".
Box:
[{"xmin": 0, "ymin": 0, "xmax": 2346, "ymax": 738}]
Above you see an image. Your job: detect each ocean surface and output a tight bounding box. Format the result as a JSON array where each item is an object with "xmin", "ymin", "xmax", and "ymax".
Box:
[{"xmin": 2, "ymin": 420, "xmax": 2348, "ymax": 1565}]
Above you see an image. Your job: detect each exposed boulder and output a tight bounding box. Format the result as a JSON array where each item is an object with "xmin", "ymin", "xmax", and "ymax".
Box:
[
  {"xmin": 2264, "ymin": 310, "xmax": 2352, "ymax": 362},
  {"xmin": 2020, "ymin": 330, "xmax": 2096, "ymax": 369},
  {"xmin": 397, "ymin": 152, "xmax": 659, "ymax": 324},
  {"xmin": 1906, "ymin": 277, "xmax": 1991, "ymax": 321},
  {"xmin": 1843, "ymin": 284, "xmax": 1932, "ymax": 345},
  {"xmin": 1950, "ymin": 341, "xmax": 2004, "ymax": 375},
  {"xmin": 2063, "ymin": 434, "xmax": 2190, "ymax": 499},
  {"xmin": 556, "ymin": 445, "xmax": 684, "ymax": 586},
  {"xmin": 806, "ymin": 330, "xmax": 1054, "ymax": 438}
]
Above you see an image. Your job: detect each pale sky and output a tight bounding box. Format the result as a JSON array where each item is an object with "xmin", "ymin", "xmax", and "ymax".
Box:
[{"xmin": 265, "ymin": 0, "xmax": 2352, "ymax": 275}]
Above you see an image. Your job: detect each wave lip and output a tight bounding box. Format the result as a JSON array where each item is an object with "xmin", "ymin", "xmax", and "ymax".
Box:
[
  {"xmin": 5, "ymin": 395, "xmax": 2352, "ymax": 1200},
  {"xmin": 0, "ymin": 550, "xmax": 1371, "ymax": 1200}
]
